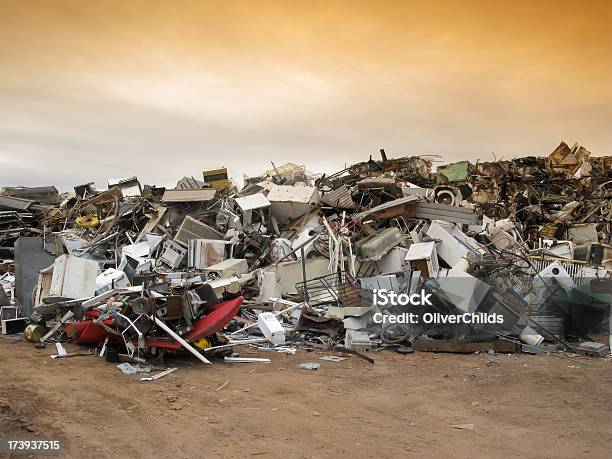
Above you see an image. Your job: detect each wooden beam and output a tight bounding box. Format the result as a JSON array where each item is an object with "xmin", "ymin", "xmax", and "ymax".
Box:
[{"xmin": 413, "ymin": 338, "xmax": 518, "ymax": 353}]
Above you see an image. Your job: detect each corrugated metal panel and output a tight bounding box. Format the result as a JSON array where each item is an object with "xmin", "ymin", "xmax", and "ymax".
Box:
[
  {"xmin": 162, "ymin": 189, "xmax": 217, "ymax": 203},
  {"xmin": 320, "ymin": 185, "xmax": 357, "ymax": 209}
]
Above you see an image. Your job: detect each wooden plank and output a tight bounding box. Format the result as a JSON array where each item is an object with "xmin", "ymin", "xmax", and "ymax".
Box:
[{"xmin": 413, "ymin": 338, "xmax": 518, "ymax": 353}]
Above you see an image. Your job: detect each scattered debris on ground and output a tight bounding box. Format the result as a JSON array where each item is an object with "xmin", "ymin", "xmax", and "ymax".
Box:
[{"xmin": 1, "ymin": 340, "xmax": 610, "ymax": 457}]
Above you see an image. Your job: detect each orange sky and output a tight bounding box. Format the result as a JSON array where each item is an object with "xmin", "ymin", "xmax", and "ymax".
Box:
[{"xmin": 0, "ymin": 0, "xmax": 610, "ymax": 189}]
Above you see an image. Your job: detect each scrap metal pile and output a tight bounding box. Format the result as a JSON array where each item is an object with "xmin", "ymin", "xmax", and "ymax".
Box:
[{"xmin": 0, "ymin": 140, "xmax": 610, "ymax": 369}]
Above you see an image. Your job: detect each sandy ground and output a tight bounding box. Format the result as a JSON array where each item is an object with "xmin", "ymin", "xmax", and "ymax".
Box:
[{"xmin": 0, "ymin": 338, "xmax": 610, "ymax": 458}]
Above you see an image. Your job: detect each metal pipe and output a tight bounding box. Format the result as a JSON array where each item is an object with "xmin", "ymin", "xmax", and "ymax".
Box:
[
  {"xmin": 301, "ymin": 246, "xmax": 309, "ymax": 303},
  {"xmin": 152, "ymin": 316, "xmax": 211, "ymax": 364}
]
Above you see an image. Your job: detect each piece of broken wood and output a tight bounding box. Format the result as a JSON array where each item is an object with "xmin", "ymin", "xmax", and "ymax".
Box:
[{"xmin": 215, "ymin": 380, "xmax": 230, "ymax": 392}]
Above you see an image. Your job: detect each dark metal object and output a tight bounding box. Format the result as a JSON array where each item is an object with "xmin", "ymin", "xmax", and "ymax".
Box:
[
  {"xmin": 14, "ymin": 237, "xmax": 56, "ymax": 318},
  {"xmin": 131, "ymin": 297, "xmax": 151, "ymax": 315},
  {"xmin": 105, "ymin": 345, "xmax": 121, "ymax": 363},
  {"xmin": 396, "ymin": 346, "xmax": 414, "ymax": 355},
  {"xmin": 333, "ymin": 346, "xmax": 375, "ymax": 364},
  {"xmin": 296, "ymin": 271, "xmax": 363, "ymax": 307}
]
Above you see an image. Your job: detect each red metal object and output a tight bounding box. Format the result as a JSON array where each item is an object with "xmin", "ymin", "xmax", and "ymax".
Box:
[
  {"xmin": 142, "ymin": 338, "xmax": 182, "ymax": 350},
  {"xmin": 65, "ymin": 318, "xmax": 121, "ymax": 345},
  {"xmin": 144, "ymin": 296, "xmax": 243, "ymax": 350},
  {"xmin": 183, "ymin": 296, "xmax": 243, "ymax": 342},
  {"xmin": 66, "ymin": 296, "xmax": 244, "ymax": 349}
]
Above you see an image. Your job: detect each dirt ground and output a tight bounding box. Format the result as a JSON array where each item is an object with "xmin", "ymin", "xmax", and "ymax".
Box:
[{"xmin": 0, "ymin": 338, "xmax": 610, "ymax": 459}]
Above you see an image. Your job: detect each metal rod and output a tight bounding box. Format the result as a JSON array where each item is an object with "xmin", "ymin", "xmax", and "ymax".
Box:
[
  {"xmin": 301, "ymin": 246, "xmax": 309, "ymax": 303},
  {"xmin": 152, "ymin": 316, "xmax": 211, "ymax": 364}
]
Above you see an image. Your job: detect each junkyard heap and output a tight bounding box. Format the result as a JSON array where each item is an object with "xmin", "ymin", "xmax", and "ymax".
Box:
[{"xmin": 0, "ymin": 140, "xmax": 610, "ymax": 373}]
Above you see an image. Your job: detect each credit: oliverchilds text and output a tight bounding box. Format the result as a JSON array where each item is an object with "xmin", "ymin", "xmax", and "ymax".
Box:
[{"xmin": 371, "ymin": 289, "xmax": 504, "ymax": 325}]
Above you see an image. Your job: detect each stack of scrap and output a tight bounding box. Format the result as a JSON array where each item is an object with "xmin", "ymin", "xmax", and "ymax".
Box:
[{"xmin": 0, "ymin": 141, "xmax": 608, "ymax": 367}]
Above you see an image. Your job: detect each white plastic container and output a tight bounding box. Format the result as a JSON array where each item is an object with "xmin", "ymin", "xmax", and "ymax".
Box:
[
  {"xmin": 257, "ymin": 312, "xmax": 286, "ymax": 346},
  {"xmin": 519, "ymin": 326, "xmax": 544, "ymax": 347}
]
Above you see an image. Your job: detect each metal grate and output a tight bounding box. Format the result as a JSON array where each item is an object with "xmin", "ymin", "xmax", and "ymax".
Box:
[
  {"xmin": 174, "ymin": 215, "xmax": 224, "ymax": 246},
  {"xmin": 528, "ymin": 256, "xmax": 587, "ymax": 281},
  {"xmin": 296, "ymin": 271, "xmax": 365, "ymax": 307}
]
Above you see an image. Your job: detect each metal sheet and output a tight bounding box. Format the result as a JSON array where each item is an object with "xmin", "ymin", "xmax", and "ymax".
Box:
[
  {"xmin": 414, "ymin": 201, "xmax": 481, "ymax": 225},
  {"xmin": 14, "ymin": 237, "xmax": 56, "ymax": 317},
  {"xmin": 162, "ymin": 189, "xmax": 217, "ymax": 203},
  {"xmin": 234, "ymin": 193, "xmax": 271, "ymax": 211},
  {"xmin": 0, "ymin": 196, "xmax": 35, "ymax": 211},
  {"xmin": 267, "ymin": 185, "xmax": 319, "ymax": 204},
  {"xmin": 3, "ymin": 186, "xmax": 60, "ymax": 204}
]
